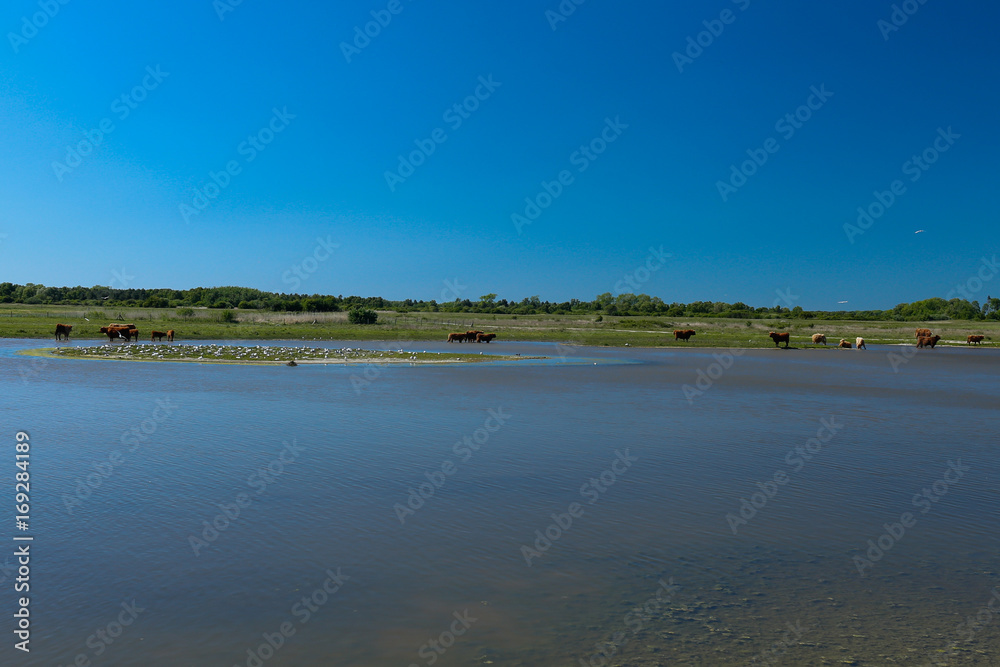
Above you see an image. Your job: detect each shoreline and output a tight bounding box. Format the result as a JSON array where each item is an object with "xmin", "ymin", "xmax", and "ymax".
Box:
[{"xmin": 17, "ymin": 345, "xmax": 549, "ymax": 366}]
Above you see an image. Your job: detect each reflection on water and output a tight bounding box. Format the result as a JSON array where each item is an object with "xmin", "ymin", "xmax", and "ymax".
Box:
[{"xmin": 3, "ymin": 339, "xmax": 998, "ymax": 665}]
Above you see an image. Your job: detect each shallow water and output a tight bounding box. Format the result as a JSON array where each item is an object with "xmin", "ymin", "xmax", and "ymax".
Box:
[{"xmin": 3, "ymin": 339, "xmax": 998, "ymax": 666}]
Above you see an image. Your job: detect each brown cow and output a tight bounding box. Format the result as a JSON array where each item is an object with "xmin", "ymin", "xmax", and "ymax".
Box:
[
  {"xmin": 102, "ymin": 325, "xmax": 137, "ymax": 342},
  {"xmin": 447, "ymin": 333, "xmax": 465, "ymax": 343},
  {"xmin": 915, "ymin": 328, "xmax": 932, "ymax": 338},
  {"xmin": 100, "ymin": 326, "xmax": 126, "ymax": 342},
  {"xmin": 465, "ymin": 330, "xmax": 484, "ymax": 343},
  {"xmin": 673, "ymin": 329, "xmax": 696, "ymax": 341},
  {"xmin": 917, "ymin": 335, "xmax": 941, "ymax": 348},
  {"xmin": 167, "ymin": 330, "xmax": 175, "ymax": 342},
  {"xmin": 150, "ymin": 330, "xmax": 168, "ymax": 342},
  {"xmin": 967, "ymin": 335, "xmax": 985, "ymax": 345},
  {"xmin": 811, "ymin": 333, "xmax": 827, "ymax": 345},
  {"xmin": 838, "ymin": 339, "xmax": 852, "ymax": 348},
  {"xmin": 54, "ymin": 323, "xmax": 73, "ymax": 340},
  {"xmin": 476, "ymin": 333, "xmax": 497, "ymax": 343},
  {"xmin": 768, "ymin": 332, "xmax": 790, "ymax": 348}
]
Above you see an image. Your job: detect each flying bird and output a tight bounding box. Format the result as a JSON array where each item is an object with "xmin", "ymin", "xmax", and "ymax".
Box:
[
  {"xmin": 915, "ymin": 229, "xmax": 925, "ymax": 234},
  {"xmin": 838, "ymin": 300, "xmax": 849, "ymax": 304}
]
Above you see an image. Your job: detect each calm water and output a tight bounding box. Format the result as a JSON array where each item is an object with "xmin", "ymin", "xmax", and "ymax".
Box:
[{"xmin": 3, "ymin": 339, "xmax": 998, "ymax": 666}]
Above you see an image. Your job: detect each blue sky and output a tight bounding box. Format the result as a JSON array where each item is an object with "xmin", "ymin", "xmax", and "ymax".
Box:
[{"xmin": 1, "ymin": 1, "xmax": 997, "ymax": 310}]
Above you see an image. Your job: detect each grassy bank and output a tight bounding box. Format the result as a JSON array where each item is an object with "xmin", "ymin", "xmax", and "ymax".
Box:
[{"xmin": 2, "ymin": 304, "xmax": 996, "ymax": 348}]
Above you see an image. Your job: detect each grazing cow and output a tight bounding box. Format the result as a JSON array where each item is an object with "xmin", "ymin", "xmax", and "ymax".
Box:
[
  {"xmin": 811, "ymin": 333, "xmax": 827, "ymax": 345},
  {"xmin": 917, "ymin": 335, "xmax": 941, "ymax": 348},
  {"xmin": 855, "ymin": 337, "xmax": 866, "ymax": 350},
  {"xmin": 102, "ymin": 325, "xmax": 137, "ymax": 342},
  {"xmin": 476, "ymin": 333, "xmax": 497, "ymax": 343},
  {"xmin": 967, "ymin": 335, "xmax": 985, "ymax": 345},
  {"xmin": 167, "ymin": 330, "xmax": 175, "ymax": 342},
  {"xmin": 768, "ymin": 332, "xmax": 790, "ymax": 348},
  {"xmin": 465, "ymin": 330, "xmax": 484, "ymax": 343},
  {"xmin": 673, "ymin": 329, "xmax": 696, "ymax": 341},
  {"xmin": 100, "ymin": 326, "xmax": 126, "ymax": 342},
  {"xmin": 447, "ymin": 333, "xmax": 465, "ymax": 343},
  {"xmin": 838, "ymin": 339, "xmax": 852, "ymax": 348},
  {"xmin": 54, "ymin": 323, "xmax": 73, "ymax": 340},
  {"xmin": 150, "ymin": 330, "xmax": 168, "ymax": 342},
  {"xmin": 915, "ymin": 328, "xmax": 932, "ymax": 338}
]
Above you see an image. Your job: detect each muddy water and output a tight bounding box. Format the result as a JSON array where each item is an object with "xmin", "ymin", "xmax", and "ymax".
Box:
[{"xmin": 3, "ymin": 339, "xmax": 998, "ymax": 665}]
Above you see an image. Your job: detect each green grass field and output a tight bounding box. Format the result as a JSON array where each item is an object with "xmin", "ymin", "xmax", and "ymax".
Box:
[{"xmin": 2, "ymin": 304, "xmax": 996, "ymax": 348}]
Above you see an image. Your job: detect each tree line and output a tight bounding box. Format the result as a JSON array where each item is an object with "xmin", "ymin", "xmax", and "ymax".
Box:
[{"xmin": 1, "ymin": 283, "xmax": 998, "ymax": 321}]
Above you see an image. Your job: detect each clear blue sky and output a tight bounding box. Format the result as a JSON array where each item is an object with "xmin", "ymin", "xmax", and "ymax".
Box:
[{"xmin": 1, "ymin": 1, "xmax": 997, "ymax": 310}]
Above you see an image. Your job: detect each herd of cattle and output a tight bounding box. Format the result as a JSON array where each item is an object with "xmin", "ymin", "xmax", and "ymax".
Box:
[
  {"xmin": 53, "ymin": 323, "xmax": 174, "ymax": 342},
  {"xmin": 669, "ymin": 327, "xmax": 985, "ymax": 349},
  {"xmin": 446, "ymin": 330, "xmax": 497, "ymax": 343},
  {"xmin": 52, "ymin": 323, "xmax": 989, "ymax": 349}
]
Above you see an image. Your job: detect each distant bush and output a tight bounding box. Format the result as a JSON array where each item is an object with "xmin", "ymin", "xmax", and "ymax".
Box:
[
  {"xmin": 86, "ymin": 311, "xmax": 107, "ymax": 320},
  {"xmin": 219, "ymin": 310, "xmax": 236, "ymax": 323},
  {"xmin": 348, "ymin": 308, "xmax": 378, "ymax": 325},
  {"xmin": 177, "ymin": 308, "xmax": 195, "ymax": 318}
]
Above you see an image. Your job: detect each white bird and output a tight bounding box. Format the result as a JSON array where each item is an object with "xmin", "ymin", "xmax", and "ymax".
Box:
[
  {"xmin": 915, "ymin": 229, "xmax": 925, "ymax": 234},
  {"xmin": 838, "ymin": 300, "xmax": 848, "ymax": 304}
]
